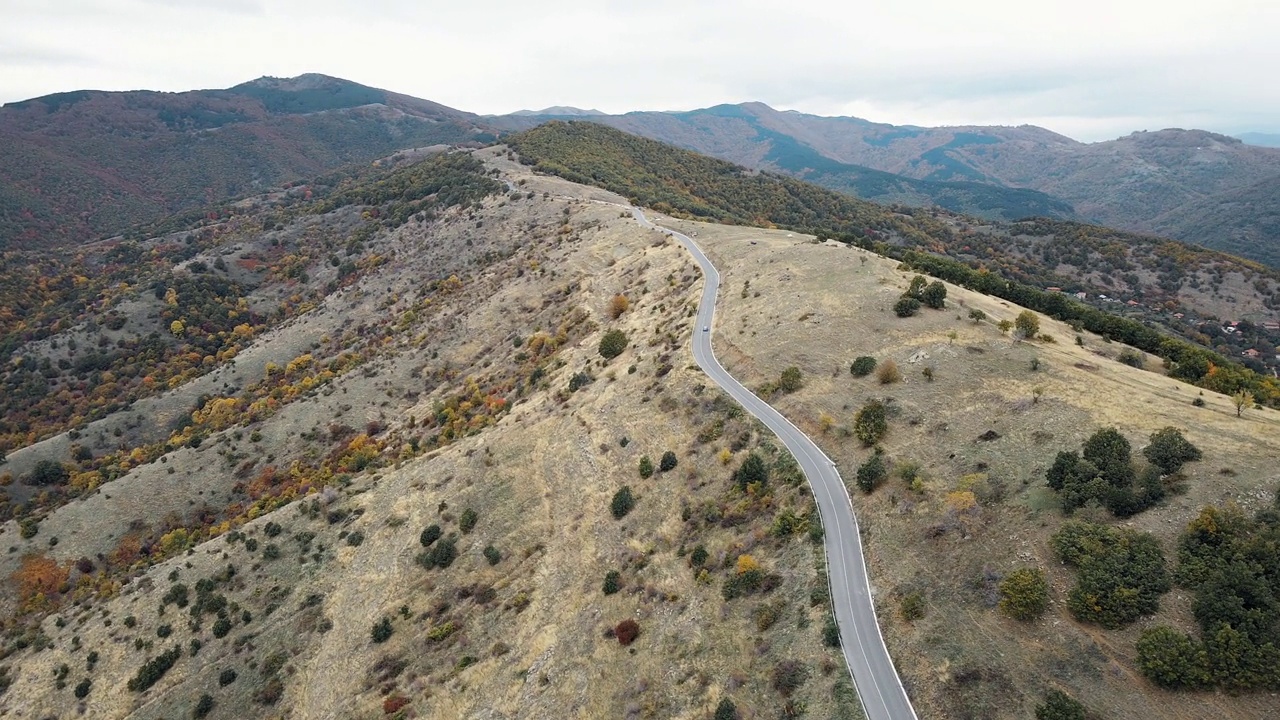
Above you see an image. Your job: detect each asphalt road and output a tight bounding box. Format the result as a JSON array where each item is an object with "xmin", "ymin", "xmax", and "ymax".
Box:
[{"xmin": 632, "ymin": 208, "xmax": 919, "ymax": 720}]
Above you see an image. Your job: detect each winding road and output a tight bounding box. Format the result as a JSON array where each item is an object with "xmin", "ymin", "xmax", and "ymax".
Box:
[{"xmin": 631, "ymin": 208, "xmax": 919, "ymax": 720}]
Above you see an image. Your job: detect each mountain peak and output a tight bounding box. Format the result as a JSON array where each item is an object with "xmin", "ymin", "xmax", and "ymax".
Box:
[{"xmin": 508, "ymin": 106, "xmax": 605, "ymax": 117}]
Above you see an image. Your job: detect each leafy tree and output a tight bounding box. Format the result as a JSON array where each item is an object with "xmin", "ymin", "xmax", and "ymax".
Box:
[
  {"xmin": 1052, "ymin": 523, "xmax": 1170, "ymax": 628},
  {"xmin": 968, "ymin": 308, "xmax": 986, "ymax": 323},
  {"xmin": 659, "ymin": 450, "xmax": 678, "ymax": 472},
  {"xmin": 1034, "ymin": 689, "xmax": 1087, "ymax": 720},
  {"xmin": 1081, "ymin": 428, "xmax": 1134, "ymax": 487},
  {"xmin": 920, "ymin": 281, "xmax": 947, "ymax": 309},
  {"xmin": 1142, "ymin": 427, "xmax": 1202, "ymax": 474},
  {"xmin": 28, "ymin": 459, "xmax": 68, "ymax": 486},
  {"xmin": 1014, "ymin": 310, "xmax": 1040, "ymax": 339},
  {"xmin": 598, "ymin": 329, "xmax": 628, "ymax": 360},
  {"xmin": 850, "ymin": 356, "xmax": 877, "ymax": 377},
  {"xmin": 893, "ymin": 297, "xmax": 921, "ymax": 318},
  {"xmin": 733, "ymin": 452, "xmax": 769, "ymax": 491},
  {"xmin": 638, "ymin": 456, "xmax": 654, "ymax": 478},
  {"xmin": 997, "ymin": 319, "xmax": 1013, "ymax": 333},
  {"xmin": 855, "ymin": 450, "xmax": 887, "ymax": 493},
  {"xmin": 1232, "ymin": 389, "xmax": 1254, "ymax": 417},
  {"xmin": 905, "ymin": 275, "xmax": 928, "ymax": 299},
  {"xmin": 610, "ymin": 486, "xmax": 635, "ymax": 519},
  {"xmin": 778, "ymin": 366, "xmax": 803, "ymax": 393},
  {"xmin": 998, "ymin": 567, "xmax": 1049, "ymax": 620},
  {"xmin": 854, "ymin": 400, "xmax": 888, "ymax": 446}
]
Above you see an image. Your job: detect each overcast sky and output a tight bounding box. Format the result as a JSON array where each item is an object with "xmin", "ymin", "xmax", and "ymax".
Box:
[{"xmin": 2, "ymin": 0, "xmax": 1277, "ymax": 141}]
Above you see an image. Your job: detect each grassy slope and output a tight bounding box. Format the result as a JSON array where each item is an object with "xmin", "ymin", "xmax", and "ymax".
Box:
[
  {"xmin": 0, "ymin": 153, "xmax": 853, "ymax": 719},
  {"xmin": 508, "ymin": 122, "xmax": 1280, "ymax": 391},
  {"xmin": 666, "ymin": 213, "xmax": 1280, "ymax": 719}
]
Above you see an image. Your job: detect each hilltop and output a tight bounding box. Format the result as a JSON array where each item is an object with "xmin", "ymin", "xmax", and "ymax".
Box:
[{"xmin": 0, "ymin": 74, "xmax": 494, "ymax": 250}]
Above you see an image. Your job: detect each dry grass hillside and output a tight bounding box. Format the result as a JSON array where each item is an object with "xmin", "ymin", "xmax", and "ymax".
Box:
[
  {"xmin": 655, "ymin": 214, "xmax": 1280, "ymax": 719},
  {"xmin": 0, "ymin": 151, "xmax": 855, "ymax": 719}
]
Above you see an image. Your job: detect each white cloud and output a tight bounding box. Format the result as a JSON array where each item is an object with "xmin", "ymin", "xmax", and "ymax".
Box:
[{"xmin": 1, "ymin": 0, "xmax": 1276, "ymax": 140}]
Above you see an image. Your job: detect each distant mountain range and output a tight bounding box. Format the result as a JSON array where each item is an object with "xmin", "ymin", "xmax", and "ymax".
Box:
[
  {"xmin": 2, "ymin": 74, "xmax": 1278, "ymax": 267},
  {"xmin": 489, "ymin": 104, "xmax": 1280, "ymax": 266}
]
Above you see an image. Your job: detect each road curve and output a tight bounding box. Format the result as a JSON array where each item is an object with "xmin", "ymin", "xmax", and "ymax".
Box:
[{"xmin": 632, "ymin": 208, "xmax": 919, "ymax": 720}]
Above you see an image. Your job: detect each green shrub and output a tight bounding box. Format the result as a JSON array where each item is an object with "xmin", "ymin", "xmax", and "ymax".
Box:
[
  {"xmin": 659, "ymin": 450, "xmax": 678, "ymax": 472},
  {"xmin": 127, "ymin": 646, "xmax": 181, "ymax": 692},
  {"xmin": 483, "ymin": 545, "xmax": 501, "ymax": 565},
  {"xmin": 855, "ymin": 451, "xmax": 887, "ymax": 493},
  {"xmin": 218, "ymin": 668, "xmax": 238, "ymax": 686},
  {"xmin": 417, "ymin": 536, "xmax": 458, "ymax": 569},
  {"xmin": 420, "ymin": 525, "xmax": 442, "ymax": 547},
  {"xmin": 689, "ymin": 546, "xmax": 709, "ymax": 567},
  {"xmin": 1136, "ymin": 626, "xmax": 1210, "ymax": 689},
  {"xmin": 850, "ymin": 356, "xmax": 877, "ymax": 377},
  {"xmin": 74, "ymin": 678, "xmax": 91, "ymax": 699},
  {"xmin": 893, "ymin": 296, "xmax": 921, "ymax": 317},
  {"xmin": 1051, "ymin": 523, "xmax": 1170, "ymax": 628},
  {"xmin": 371, "ymin": 617, "xmax": 393, "ymax": 643},
  {"xmin": 459, "ymin": 508, "xmax": 478, "ymax": 534},
  {"xmin": 714, "ymin": 697, "xmax": 739, "ymax": 720},
  {"xmin": 998, "ymin": 568, "xmax": 1049, "ymax": 620},
  {"xmin": 1117, "ymin": 348, "xmax": 1145, "ymax": 368},
  {"xmin": 822, "ymin": 617, "xmax": 841, "ymax": 647},
  {"xmin": 602, "ymin": 570, "xmax": 621, "ymax": 595},
  {"xmin": 778, "ymin": 366, "xmax": 803, "ymax": 393},
  {"xmin": 1142, "ymin": 427, "xmax": 1201, "ymax": 474},
  {"xmin": 212, "ymin": 617, "xmax": 232, "ymax": 639},
  {"xmin": 920, "ymin": 281, "xmax": 947, "ymax": 309},
  {"xmin": 193, "ymin": 693, "xmax": 215, "ymax": 718},
  {"xmin": 968, "ymin": 309, "xmax": 986, "ymax": 323},
  {"xmin": 1035, "ymin": 689, "xmax": 1087, "ymax": 720},
  {"xmin": 732, "ymin": 452, "xmax": 769, "ymax": 491},
  {"xmin": 638, "ymin": 456, "xmax": 654, "ymax": 478},
  {"xmin": 598, "ymin": 329, "xmax": 628, "ymax": 360},
  {"xmin": 610, "ymin": 486, "xmax": 636, "ymax": 519},
  {"xmin": 900, "ymin": 592, "xmax": 926, "ymax": 621},
  {"xmin": 346, "ymin": 530, "xmax": 365, "ymax": 547},
  {"xmin": 853, "ymin": 400, "xmax": 888, "ymax": 446}
]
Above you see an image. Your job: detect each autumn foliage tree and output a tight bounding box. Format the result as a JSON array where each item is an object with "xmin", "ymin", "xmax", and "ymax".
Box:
[{"xmin": 608, "ymin": 294, "xmax": 629, "ymax": 319}]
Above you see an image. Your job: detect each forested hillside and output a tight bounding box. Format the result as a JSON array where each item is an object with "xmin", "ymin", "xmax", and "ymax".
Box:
[
  {"xmin": 509, "ymin": 122, "xmax": 1280, "ymax": 402},
  {"xmin": 0, "ymin": 151, "xmax": 500, "ymax": 462},
  {"xmin": 0, "ymin": 75, "xmax": 495, "ymax": 250}
]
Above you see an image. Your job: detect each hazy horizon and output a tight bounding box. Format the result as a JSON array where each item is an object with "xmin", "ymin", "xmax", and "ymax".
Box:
[{"xmin": 3, "ymin": 0, "xmax": 1277, "ymax": 143}]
